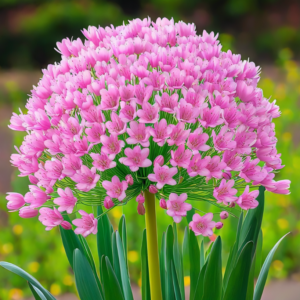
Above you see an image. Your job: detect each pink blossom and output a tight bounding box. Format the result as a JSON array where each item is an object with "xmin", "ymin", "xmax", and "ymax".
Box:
[
  {"xmin": 62, "ymin": 154, "xmax": 82, "ymax": 177},
  {"xmin": 100, "ymin": 84, "xmax": 120, "ymax": 111},
  {"xmin": 266, "ymin": 180, "xmax": 291, "ymax": 195},
  {"xmin": 234, "ymin": 125, "xmax": 257, "ymax": 154},
  {"xmin": 236, "ymin": 186, "xmax": 259, "ymax": 210},
  {"xmin": 137, "ymin": 202, "xmax": 145, "ymax": 215},
  {"xmin": 119, "ymin": 84, "xmax": 135, "ymax": 101},
  {"xmin": 39, "ymin": 207, "xmax": 72, "ymax": 230},
  {"xmin": 44, "ymin": 159, "xmax": 64, "ymax": 180},
  {"xmin": 6, "ymin": 193, "xmax": 25, "ymax": 211},
  {"xmin": 106, "ymin": 112, "xmax": 126, "ymax": 135},
  {"xmin": 220, "ymin": 211, "xmax": 228, "ymax": 219},
  {"xmin": 187, "ymin": 128, "xmax": 210, "ymax": 154},
  {"xmin": 149, "ymin": 119, "xmax": 172, "ymax": 146},
  {"xmin": 19, "ymin": 207, "xmax": 39, "ymax": 218},
  {"xmin": 143, "ymin": 69, "xmax": 165, "ymax": 90},
  {"xmin": 206, "ymin": 156, "xmax": 227, "ymax": 180},
  {"xmin": 119, "ymin": 101, "xmax": 137, "ymax": 122},
  {"xmin": 74, "ymin": 136, "xmax": 92, "ymax": 157},
  {"xmin": 44, "ymin": 134, "xmax": 62, "ymax": 155},
  {"xmin": 149, "ymin": 185, "xmax": 158, "ymax": 194},
  {"xmin": 166, "ymin": 193, "xmax": 192, "ymax": 223},
  {"xmin": 136, "ymin": 194, "xmax": 145, "ymax": 204},
  {"xmin": 135, "ymin": 83, "xmax": 153, "ymax": 105},
  {"xmin": 81, "ymin": 105, "xmax": 105, "ymax": 125},
  {"xmin": 154, "ymin": 155, "xmax": 164, "ymax": 166},
  {"xmin": 119, "ymin": 146, "xmax": 152, "ymax": 171},
  {"xmin": 102, "ymin": 175, "xmax": 128, "ymax": 201},
  {"xmin": 155, "ymin": 93, "xmax": 178, "ymax": 113},
  {"xmin": 72, "ymin": 166, "xmax": 100, "ymax": 192},
  {"xmin": 104, "ymin": 196, "xmax": 114, "ymax": 209},
  {"xmin": 137, "ymin": 102, "xmax": 159, "ymax": 124},
  {"xmin": 187, "ymin": 154, "xmax": 210, "ymax": 177},
  {"xmin": 54, "ymin": 187, "xmax": 78, "ymax": 214},
  {"xmin": 170, "ymin": 145, "xmax": 192, "ymax": 168},
  {"xmin": 24, "ymin": 186, "xmax": 50, "ymax": 208},
  {"xmin": 91, "ymin": 153, "xmax": 116, "ymax": 171},
  {"xmin": 148, "ymin": 164, "xmax": 178, "ymax": 189},
  {"xmin": 59, "ymin": 114, "xmax": 82, "ymax": 138},
  {"xmin": 167, "ymin": 122, "xmax": 191, "ymax": 146},
  {"xmin": 126, "ymin": 121, "xmax": 151, "ymax": 147},
  {"xmin": 175, "ymin": 99, "xmax": 200, "ymax": 123},
  {"xmin": 212, "ymin": 126, "xmax": 236, "ymax": 151},
  {"xmin": 8, "ymin": 112, "xmax": 26, "ymax": 131},
  {"xmin": 159, "ymin": 198, "xmax": 167, "ymax": 209},
  {"xmin": 239, "ymin": 157, "xmax": 268, "ymax": 183},
  {"xmin": 189, "ymin": 213, "xmax": 216, "ymax": 236},
  {"xmin": 72, "ymin": 210, "xmax": 98, "ymax": 237},
  {"xmin": 10, "ymin": 154, "xmax": 39, "ymax": 176},
  {"xmin": 101, "ymin": 134, "xmax": 125, "ymax": 160},
  {"xmin": 86, "ymin": 123, "xmax": 106, "ymax": 143},
  {"xmin": 199, "ymin": 106, "xmax": 223, "ymax": 128},
  {"xmin": 213, "ymin": 179, "xmax": 238, "ymax": 204},
  {"xmin": 125, "ymin": 174, "xmax": 134, "ymax": 186},
  {"xmin": 222, "ymin": 151, "xmax": 243, "ymax": 172}
]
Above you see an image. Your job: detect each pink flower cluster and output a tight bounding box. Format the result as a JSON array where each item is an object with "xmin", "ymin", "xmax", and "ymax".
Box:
[{"xmin": 6, "ymin": 17, "xmax": 290, "ymax": 237}]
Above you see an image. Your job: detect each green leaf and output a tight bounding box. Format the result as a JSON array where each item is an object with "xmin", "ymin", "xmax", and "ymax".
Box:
[
  {"xmin": 0, "ymin": 262, "xmax": 55, "ymax": 300},
  {"xmin": 189, "ymin": 230, "xmax": 200, "ymax": 300},
  {"xmin": 201, "ymin": 236, "xmax": 222, "ymax": 300},
  {"xmin": 119, "ymin": 215, "xmax": 128, "ymax": 268},
  {"xmin": 254, "ymin": 233, "xmax": 289, "ymax": 300},
  {"xmin": 101, "ymin": 256, "xmax": 125, "ymax": 300},
  {"xmin": 193, "ymin": 261, "xmax": 208, "ymax": 300},
  {"xmin": 186, "ymin": 207, "xmax": 196, "ymax": 224},
  {"xmin": 223, "ymin": 242, "xmax": 254, "ymax": 300},
  {"xmin": 255, "ymin": 229, "xmax": 263, "ymax": 278},
  {"xmin": 28, "ymin": 282, "xmax": 47, "ymax": 300},
  {"xmin": 60, "ymin": 225, "xmax": 84, "ymax": 269},
  {"xmin": 97, "ymin": 205, "xmax": 113, "ymax": 268},
  {"xmin": 160, "ymin": 232, "xmax": 166, "ymax": 300},
  {"xmin": 112, "ymin": 231, "xmax": 123, "ymax": 289},
  {"xmin": 173, "ymin": 223, "xmax": 185, "ymax": 299},
  {"xmin": 116, "ymin": 231, "xmax": 134, "ymax": 300},
  {"xmin": 73, "ymin": 249, "xmax": 103, "ymax": 300},
  {"xmin": 200, "ymin": 240, "xmax": 205, "ymax": 270},
  {"xmin": 171, "ymin": 260, "xmax": 183, "ymax": 300},
  {"xmin": 141, "ymin": 229, "xmax": 151, "ymax": 300},
  {"xmin": 165, "ymin": 225, "xmax": 175, "ymax": 300}
]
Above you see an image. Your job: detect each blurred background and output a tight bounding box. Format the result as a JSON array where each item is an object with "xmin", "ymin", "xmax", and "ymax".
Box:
[{"xmin": 0, "ymin": 0, "xmax": 300, "ymax": 299}]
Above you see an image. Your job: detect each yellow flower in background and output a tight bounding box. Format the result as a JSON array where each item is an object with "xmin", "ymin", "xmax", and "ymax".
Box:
[
  {"xmin": 128, "ymin": 250, "xmax": 139, "ymax": 263},
  {"xmin": 8, "ymin": 288, "xmax": 23, "ymax": 300},
  {"xmin": 272, "ymin": 260, "xmax": 284, "ymax": 271},
  {"xmin": 12, "ymin": 225, "xmax": 23, "ymax": 235},
  {"xmin": 63, "ymin": 275, "xmax": 73, "ymax": 286},
  {"xmin": 282, "ymin": 132, "xmax": 292, "ymax": 142},
  {"xmin": 28, "ymin": 262, "xmax": 40, "ymax": 273},
  {"xmin": 2, "ymin": 243, "xmax": 13, "ymax": 254},
  {"xmin": 277, "ymin": 218, "xmax": 289, "ymax": 230},
  {"xmin": 184, "ymin": 276, "xmax": 190, "ymax": 286},
  {"xmin": 111, "ymin": 207, "xmax": 122, "ymax": 219},
  {"xmin": 50, "ymin": 283, "xmax": 61, "ymax": 296}
]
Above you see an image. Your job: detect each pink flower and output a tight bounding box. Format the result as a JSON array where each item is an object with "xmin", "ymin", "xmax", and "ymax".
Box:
[
  {"xmin": 236, "ymin": 186, "xmax": 259, "ymax": 210},
  {"xmin": 189, "ymin": 213, "xmax": 216, "ymax": 236},
  {"xmin": 86, "ymin": 123, "xmax": 106, "ymax": 143},
  {"xmin": 91, "ymin": 153, "xmax": 116, "ymax": 171},
  {"xmin": 222, "ymin": 151, "xmax": 243, "ymax": 172},
  {"xmin": 148, "ymin": 164, "xmax": 178, "ymax": 189},
  {"xmin": 119, "ymin": 146, "xmax": 152, "ymax": 172},
  {"xmin": 125, "ymin": 174, "xmax": 134, "ymax": 186},
  {"xmin": 175, "ymin": 99, "xmax": 200, "ymax": 123},
  {"xmin": 44, "ymin": 159, "xmax": 64, "ymax": 180},
  {"xmin": 62, "ymin": 154, "xmax": 82, "ymax": 177},
  {"xmin": 81, "ymin": 105, "xmax": 105, "ymax": 125},
  {"xmin": 199, "ymin": 106, "xmax": 223, "ymax": 128},
  {"xmin": 166, "ymin": 68, "xmax": 185, "ymax": 90},
  {"xmin": 155, "ymin": 93, "xmax": 179, "ymax": 113},
  {"xmin": 170, "ymin": 145, "xmax": 192, "ymax": 168},
  {"xmin": 135, "ymin": 83, "xmax": 153, "ymax": 105},
  {"xmin": 137, "ymin": 102, "xmax": 159, "ymax": 124},
  {"xmin": 137, "ymin": 202, "xmax": 145, "ymax": 215},
  {"xmin": 234, "ymin": 125, "xmax": 256, "ymax": 154},
  {"xmin": 212, "ymin": 126, "xmax": 236, "ymax": 151},
  {"xmin": 72, "ymin": 210, "xmax": 98, "ymax": 237},
  {"xmin": 213, "ymin": 179, "xmax": 238, "ymax": 204},
  {"xmin": 239, "ymin": 157, "xmax": 268, "ymax": 183},
  {"xmin": 24, "ymin": 186, "xmax": 50, "ymax": 208},
  {"xmin": 9, "ymin": 112, "xmax": 26, "ymax": 131},
  {"xmin": 166, "ymin": 193, "xmax": 192, "ymax": 223},
  {"xmin": 149, "ymin": 119, "xmax": 172, "ymax": 146},
  {"xmin": 143, "ymin": 69, "xmax": 165, "ymax": 91},
  {"xmin": 54, "ymin": 187, "xmax": 77, "ymax": 213},
  {"xmin": 126, "ymin": 121, "xmax": 151, "ymax": 147},
  {"xmin": 187, "ymin": 128, "xmax": 210, "ymax": 154},
  {"xmin": 104, "ymin": 196, "xmax": 114, "ymax": 209},
  {"xmin": 266, "ymin": 180, "xmax": 291, "ymax": 195},
  {"xmin": 72, "ymin": 166, "xmax": 100, "ymax": 192},
  {"xmin": 220, "ymin": 211, "xmax": 229, "ymax": 219},
  {"xmin": 167, "ymin": 122, "xmax": 191, "ymax": 146},
  {"xmin": 39, "ymin": 207, "xmax": 72, "ymax": 230},
  {"xmin": 74, "ymin": 136, "xmax": 92, "ymax": 157},
  {"xmin": 206, "ymin": 156, "xmax": 227, "ymax": 180},
  {"xmin": 19, "ymin": 207, "xmax": 39, "ymax": 218},
  {"xmin": 6, "ymin": 193, "xmax": 25, "ymax": 211},
  {"xmin": 154, "ymin": 155, "xmax": 164, "ymax": 166},
  {"xmin": 187, "ymin": 154, "xmax": 210, "ymax": 177},
  {"xmin": 119, "ymin": 101, "xmax": 137, "ymax": 122},
  {"xmin": 106, "ymin": 112, "xmax": 126, "ymax": 135},
  {"xmin": 102, "ymin": 175, "xmax": 128, "ymax": 201},
  {"xmin": 100, "ymin": 85, "xmax": 120, "ymax": 111},
  {"xmin": 59, "ymin": 114, "xmax": 82, "ymax": 138},
  {"xmin": 119, "ymin": 84, "xmax": 135, "ymax": 101},
  {"xmin": 149, "ymin": 185, "xmax": 158, "ymax": 194},
  {"xmin": 101, "ymin": 134, "xmax": 125, "ymax": 160},
  {"xmin": 159, "ymin": 198, "xmax": 167, "ymax": 209},
  {"xmin": 136, "ymin": 194, "xmax": 145, "ymax": 204}
]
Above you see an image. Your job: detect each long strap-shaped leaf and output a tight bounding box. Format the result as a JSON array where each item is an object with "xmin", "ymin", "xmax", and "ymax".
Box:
[
  {"xmin": 28, "ymin": 282, "xmax": 47, "ymax": 300},
  {"xmin": 223, "ymin": 242, "xmax": 254, "ymax": 300},
  {"xmin": 141, "ymin": 229, "xmax": 151, "ymax": 300},
  {"xmin": 189, "ymin": 230, "xmax": 200, "ymax": 300},
  {"xmin": 73, "ymin": 249, "xmax": 103, "ymax": 300},
  {"xmin": 0, "ymin": 262, "xmax": 56, "ymax": 300},
  {"xmin": 201, "ymin": 236, "xmax": 222, "ymax": 300},
  {"xmin": 171, "ymin": 260, "xmax": 183, "ymax": 300},
  {"xmin": 253, "ymin": 233, "xmax": 289, "ymax": 300},
  {"xmin": 165, "ymin": 225, "xmax": 175, "ymax": 300}
]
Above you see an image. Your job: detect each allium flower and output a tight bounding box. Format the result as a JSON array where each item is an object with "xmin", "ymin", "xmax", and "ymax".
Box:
[
  {"xmin": 7, "ymin": 17, "xmax": 289, "ymax": 236},
  {"xmin": 72, "ymin": 210, "xmax": 98, "ymax": 237},
  {"xmin": 6, "ymin": 193, "xmax": 25, "ymax": 211},
  {"xmin": 166, "ymin": 193, "xmax": 192, "ymax": 223},
  {"xmin": 38, "ymin": 207, "xmax": 72, "ymax": 230}
]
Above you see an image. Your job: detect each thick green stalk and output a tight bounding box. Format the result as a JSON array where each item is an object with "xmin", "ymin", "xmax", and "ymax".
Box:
[{"xmin": 144, "ymin": 190, "xmax": 163, "ymax": 300}]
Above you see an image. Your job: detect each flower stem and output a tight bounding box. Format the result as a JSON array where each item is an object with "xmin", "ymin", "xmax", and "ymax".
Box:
[{"xmin": 144, "ymin": 189, "xmax": 163, "ymax": 300}]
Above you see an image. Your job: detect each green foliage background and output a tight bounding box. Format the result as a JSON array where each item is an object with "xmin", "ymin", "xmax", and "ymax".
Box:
[{"xmin": 0, "ymin": 0, "xmax": 299, "ymax": 299}]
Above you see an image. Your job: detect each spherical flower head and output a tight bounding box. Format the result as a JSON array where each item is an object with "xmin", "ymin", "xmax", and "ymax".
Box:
[{"xmin": 6, "ymin": 17, "xmax": 289, "ymax": 235}]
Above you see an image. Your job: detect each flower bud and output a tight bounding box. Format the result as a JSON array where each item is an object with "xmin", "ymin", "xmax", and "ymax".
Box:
[
  {"xmin": 154, "ymin": 155, "xmax": 164, "ymax": 166},
  {"xmin": 229, "ymin": 202, "xmax": 236, "ymax": 208},
  {"xmin": 149, "ymin": 185, "xmax": 158, "ymax": 194},
  {"xmin": 125, "ymin": 174, "xmax": 134, "ymax": 186},
  {"xmin": 61, "ymin": 221, "xmax": 72, "ymax": 230},
  {"xmin": 159, "ymin": 199, "xmax": 167, "ymax": 209},
  {"xmin": 137, "ymin": 202, "xmax": 145, "ymax": 215},
  {"xmin": 19, "ymin": 207, "xmax": 38, "ymax": 218},
  {"xmin": 6, "ymin": 193, "xmax": 25, "ymax": 210},
  {"xmin": 28, "ymin": 175, "xmax": 39, "ymax": 185},
  {"xmin": 222, "ymin": 171, "xmax": 232, "ymax": 180},
  {"xmin": 220, "ymin": 211, "xmax": 228, "ymax": 220},
  {"xmin": 215, "ymin": 222, "xmax": 223, "ymax": 229},
  {"xmin": 104, "ymin": 196, "xmax": 114, "ymax": 209},
  {"xmin": 136, "ymin": 194, "xmax": 145, "ymax": 204}
]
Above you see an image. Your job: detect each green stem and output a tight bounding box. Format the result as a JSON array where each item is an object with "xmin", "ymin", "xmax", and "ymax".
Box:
[{"xmin": 144, "ymin": 190, "xmax": 163, "ymax": 300}]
